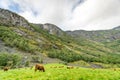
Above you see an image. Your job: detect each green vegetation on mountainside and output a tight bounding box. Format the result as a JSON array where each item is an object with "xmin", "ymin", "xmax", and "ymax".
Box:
[
  {"xmin": 0, "ymin": 25, "xmax": 120, "ymax": 65},
  {"xmin": 0, "ymin": 26, "xmax": 40, "ymax": 53},
  {"xmin": 104, "ymin": 39, "xmax": 120, "ymax": 52},
  {"xmin": 0, "ymin": 53, "xmax": 21, "ymax": 67},
  {"xmin": 1, "ymin": 8, "xmax": 120, "ymax": 68},
  {"xmin": 67, "ymin": 29, "xmax": 120, "ymax": 42},
  {"xmin": 31, "ymin": 24, "xmax": 120, "ymax": 64},
  {"xmin": 67, "ymin": 29, "xmax": 120, "ymax": 53}
]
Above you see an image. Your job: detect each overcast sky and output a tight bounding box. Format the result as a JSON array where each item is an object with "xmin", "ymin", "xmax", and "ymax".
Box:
[{"xmin": 0, "ymin": 0, "xmax": 120, "ymax": 31}]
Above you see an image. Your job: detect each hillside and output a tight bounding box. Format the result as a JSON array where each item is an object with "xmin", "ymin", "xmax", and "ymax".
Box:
[
  {"xmin": 66, "ymin": 29, "xmax": 120, "ymax": 42},
  {"xmin": 0, "ymin": 8, "xmax": 120, "ymax": 68},
  {"xmin": 66, "ymin": 28, "xmax": 120, "ymax": 52}
]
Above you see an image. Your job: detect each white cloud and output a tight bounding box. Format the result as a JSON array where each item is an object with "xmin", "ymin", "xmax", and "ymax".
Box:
[
  {"xmin": 0, "ymin": 0, "xmax": 120, "ymax": 31},
  {"xmin": 12, "ymin": 0, "xmax": 80, "ymax": 26},
  {"xmin": 63, "ymin": 0, "xmax": 120, "ymax": 30},
  {"xmin": 0, "ymin": 0, "xmax": 11, "ymax": 9}
]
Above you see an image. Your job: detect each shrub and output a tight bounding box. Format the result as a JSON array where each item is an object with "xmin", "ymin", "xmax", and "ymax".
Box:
[{"xmin": 0, "ymin": 53, "xmax": 22, "ymax": 68}]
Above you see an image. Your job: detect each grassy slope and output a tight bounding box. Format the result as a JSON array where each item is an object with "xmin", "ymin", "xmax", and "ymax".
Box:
[
  {"xmin": 31, "ymin": 24, "xmax": 120, "ymax": 64},
  {"xmin": 104, "ymin": 39, "xmax": 120, "ymax": 52},
  {"xmin": 67, "ymin": 29, "xmax": 120, "ymax": 53},
  {"xmin": 0, "ymin": 64, "xmax": 120, "ymax": 80},
  {"xmin": 1, "ymin": 25, "xmax": 120, "ymax": 65}
]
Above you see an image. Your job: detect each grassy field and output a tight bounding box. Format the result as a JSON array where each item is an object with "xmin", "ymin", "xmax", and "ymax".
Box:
[{"xmin": 0, "ymin": 64, "xmax": 120, "ymax": 80}]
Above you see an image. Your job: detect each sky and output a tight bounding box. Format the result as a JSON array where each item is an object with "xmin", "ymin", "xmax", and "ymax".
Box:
[{"xmin": 0, "ymin": 0, "xmax": 120, "ymax": 31}]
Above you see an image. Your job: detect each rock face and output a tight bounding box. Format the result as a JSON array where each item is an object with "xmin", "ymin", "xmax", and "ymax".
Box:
[
  {"xmin": 0, "ymin": 8, "xmax": 30, "ymax": 29},
  {"xmin": 33, "ymin": 23, "xmax": 65, "ymax": 36},
  {"xmin": 0, "ymin": 39, "xmax": 17, "ymax": 53},
  {"xmin": 43, "ymin": 23, "xmax": 64, "ymax": 35}
]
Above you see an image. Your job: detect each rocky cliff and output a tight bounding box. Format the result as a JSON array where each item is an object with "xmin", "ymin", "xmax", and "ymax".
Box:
[
  {"xmin": 0, "ymin": 8, "xmax": 31, "ymax": 29},
  {"xmin": 32, "ymin": 23, "xmax": 65, "ymax": 36}
]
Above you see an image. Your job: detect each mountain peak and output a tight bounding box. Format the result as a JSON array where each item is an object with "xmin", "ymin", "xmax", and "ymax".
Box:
[
  {"xmin": 0, "ymin": 8, "xmax": 30, "ymax": 29},
  {"xmin": 32, "ymin": 23, "xmax": 65, "ymax": 36}
]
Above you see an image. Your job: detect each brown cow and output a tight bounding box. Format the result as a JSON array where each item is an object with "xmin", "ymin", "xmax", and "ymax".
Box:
[
  {"xmin": 59, "ymin": 66, "xmax": 64, "ymax": 68},
  {"xmin": 67, "ymin": 66, "xmax": 74, "ymax": 69},
  {"xmin": 3, "ymin": 66, "xmax": 10, "ymax": 71},
  {"xmin": 35, "ymin": 64, "xmax": 45, "ymax": 72}
]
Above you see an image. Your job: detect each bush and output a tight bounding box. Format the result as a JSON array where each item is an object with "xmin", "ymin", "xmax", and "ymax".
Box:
[
  {"xmin": 47, "ymin": 49, "xmax": 83, "ymax": 62},
  {"xmin": 0, "ymin": 53, "xmax": 22, "ymax": 68}
]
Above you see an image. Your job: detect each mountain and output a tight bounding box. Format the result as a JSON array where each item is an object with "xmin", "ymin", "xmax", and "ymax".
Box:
[
  {"xmin": 66, "ymin": 29, "xmax": 120, "ymax": 42},
  {"xmin": 113, "ymin": 26, "xmax": 120, "ymax": 30},
  {"xmin": 31, "ymin": 23, "xmax": 65, "ymax": 36},
  {"xmin": 66, "ymin": 27, "xmax": 120, "ymax": 52},
  {"xmin": 0, "ymin": 8, "xmax": 31, "ymax": 29},
  {"xmin": 0, "ymin": 8, "xmax": 120, "ymax": 67}
]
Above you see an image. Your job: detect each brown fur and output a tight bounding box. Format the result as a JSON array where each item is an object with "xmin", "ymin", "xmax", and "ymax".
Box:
[
  {"xmin": 35, "ymin": 64, "xmax": 45, "ymax": 72},
  {"xmin": 67, "ymin": 66, "xmax": 74, "ymax": 69},
  {"xmin": 3, "ymin": 66, "xmax": 10, "ymax": 71},
  {"xmin": 59, "ymin": 66, "xmax": 64, "ymax": 68}
]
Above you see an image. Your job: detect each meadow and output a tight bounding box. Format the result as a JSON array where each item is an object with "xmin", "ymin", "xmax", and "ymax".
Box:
[{"xmin": 0, "ymin": 64, "xmax": 120, "ymax": 80}]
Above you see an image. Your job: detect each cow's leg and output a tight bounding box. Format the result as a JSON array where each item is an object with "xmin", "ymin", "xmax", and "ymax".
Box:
[{"xmin": 35, "ymin": 68, "xmax": 37, "ymax": 72}]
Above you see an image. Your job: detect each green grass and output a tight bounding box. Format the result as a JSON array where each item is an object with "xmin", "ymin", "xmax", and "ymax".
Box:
[{"xmin": 0, "ymin": 64, "xmax": 120, "ymax": 80}]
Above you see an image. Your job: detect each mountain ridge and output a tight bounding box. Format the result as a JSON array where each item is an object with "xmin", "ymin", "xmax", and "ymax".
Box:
[
  {"xmin": 66, "ymin": 26, "xmax": 120, "ymax": 53},
  {"xmin": 66, "ymin": 28, "xmax": 120, "ymax": 42}
]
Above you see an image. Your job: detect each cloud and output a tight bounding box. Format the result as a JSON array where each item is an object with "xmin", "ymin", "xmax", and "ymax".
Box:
[
  {"xmin": 0, "ymin": 0, "xmax": 11, "ymax": 9},
  {"xmin": 0, "ymin": 0, "xmax": 120, "ymax": 31},
  {"xmin": 12, "ymin": 0, "xmax": 80, "ymax": 26},
  {"xmin": 64, "ymin": 0, "xmax": 120, "ymax": 30}
]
